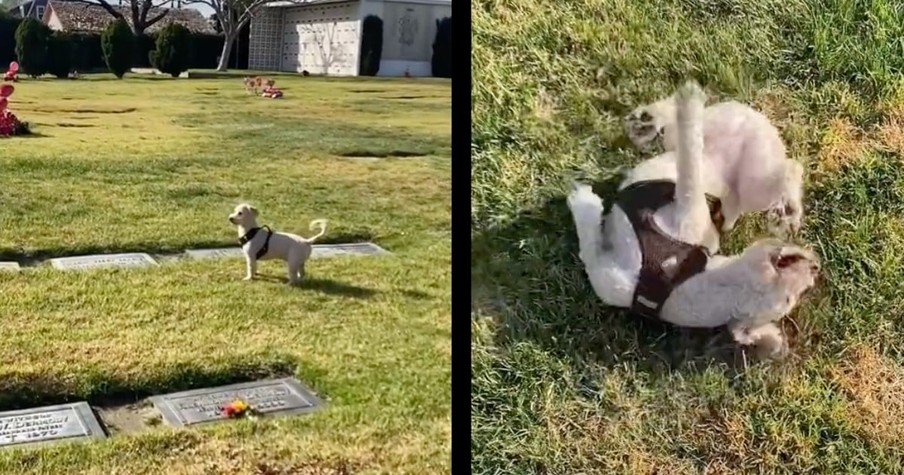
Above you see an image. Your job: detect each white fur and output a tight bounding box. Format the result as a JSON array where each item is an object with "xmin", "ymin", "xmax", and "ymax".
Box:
[
  {"xmin": 625, "ymin": 92, "xmax": 803, "ymax": 236},
  {"xmin": 228, "ymin": 203, "xmax": 328, "ymax": 285},
  {"xmin": 570, "ymin": 81, "xmax": 819, "ymax": 357}
]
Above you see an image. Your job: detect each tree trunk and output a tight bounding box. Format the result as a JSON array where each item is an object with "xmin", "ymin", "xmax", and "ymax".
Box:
[{"xmin": 217, "ymin": 33, "xmax": 236, "ymax": 71}]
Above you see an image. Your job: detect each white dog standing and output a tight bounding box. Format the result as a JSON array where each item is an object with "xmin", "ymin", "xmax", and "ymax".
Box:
[
  {"xmin": 568, "ymin": 81, "xmax": 819, "ymax": 357},
  {"xmin": 624, "ymin": 89, "xmax": 804, "ymax": 237},
  {"xmin": 228, "ymin": 203, "xmax": 328, "ymax": 285}
]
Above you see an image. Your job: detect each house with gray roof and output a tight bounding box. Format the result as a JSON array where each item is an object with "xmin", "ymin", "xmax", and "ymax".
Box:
[{"xmin": 42, "ymin": 0, "xmax": 215, "ymax": 34}]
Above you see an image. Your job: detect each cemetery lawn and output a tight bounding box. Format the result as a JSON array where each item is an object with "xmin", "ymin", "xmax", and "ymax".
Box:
[{"xmin": 0, "ymin": 74, "xmax": 450, "ymax": 474}]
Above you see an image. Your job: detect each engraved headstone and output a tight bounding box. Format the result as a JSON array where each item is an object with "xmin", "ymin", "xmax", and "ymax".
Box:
[
  {"xmin": 0, "ymin": 262, "xmax": 20, "ymax": 271},
  {"xmin": 50, "ymin": 253, "xmax": 157, "ymax": 271},
  {"xmin": 149, "ymin": 378, "xmax": 323, "ymax": 427},
  {"xmin": 184, "ymin": 248, "xmax": 244, "ymax": 260},
  {"xmin": 0, "ymin": 402, "xmax": 106, "ymax": 448}
]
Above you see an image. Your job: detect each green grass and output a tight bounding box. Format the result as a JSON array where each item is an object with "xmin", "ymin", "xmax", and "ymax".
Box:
[
  {"xmin": 473, "ymin": 0, "xmax": 904, "ymax": 473},
  {"xmin": 0, "ymin": 74, "xmax": 450, "ymax": 473}
]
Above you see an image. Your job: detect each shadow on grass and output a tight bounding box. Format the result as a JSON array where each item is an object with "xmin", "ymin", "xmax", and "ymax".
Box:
[
  {"xmin": 254, "ymin": 275, "xmax": 378, "ymax": 299},
  {"xmin": 0, "ymin": 353, "xmax": 307, "ymax": 410},
  {"xmin": 472, "ymin": 178, "xmax": 748, "ymax": 376},
  {"xmin": 11, "ymin": 132, "xmax": 50, "ymax": 139},
  {"xmin": 0, "ymin": 232, "xmax": 377, "ymax": 266},
  {"xmin": 338, "ymin": 150, "xmax": 427, "ymax": 159}
]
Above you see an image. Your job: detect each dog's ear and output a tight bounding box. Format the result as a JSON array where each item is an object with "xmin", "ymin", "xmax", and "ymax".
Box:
[
  {"xmin": 768, "ymin": 246, "xmax": 818, "ymax": 279},
  {"xmin": 249, "ymin": 206, "xmax": 258, "ymax": 217}
]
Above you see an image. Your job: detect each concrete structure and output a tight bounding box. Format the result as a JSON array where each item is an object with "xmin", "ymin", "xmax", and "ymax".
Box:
[{"xmin": 248, "ymin": 0, "xmax": 451, "ymax": 77}]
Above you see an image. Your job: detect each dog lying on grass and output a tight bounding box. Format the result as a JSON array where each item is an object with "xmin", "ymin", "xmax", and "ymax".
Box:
[
  {"xmin": 624, "ymin": 86, "xmax": 804, "ymax": 238},
  {"xmin": 228, "ymin": 203, "xmax": 328, "ymax": 285},
  {"xmin": 568, "ymin": 81, "xmax": 819, "ymax": 357}
]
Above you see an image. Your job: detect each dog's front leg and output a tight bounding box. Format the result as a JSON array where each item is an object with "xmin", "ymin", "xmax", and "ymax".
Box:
[{"xmin": 244, "ymin": 257, "xmax": 258, "ymax": 281}]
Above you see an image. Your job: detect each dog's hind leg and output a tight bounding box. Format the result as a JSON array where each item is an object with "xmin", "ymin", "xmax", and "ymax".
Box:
[
  {"xmin": 672, "ymin": 80, "xmax": 711, "ymax": 243},
  {"xmin": 287, "ymin": 252, "xmax": 302, "ymax": 286},
  {"xmin": 567, "ymin": 183, "xmax": 635, "ymax": 308}
]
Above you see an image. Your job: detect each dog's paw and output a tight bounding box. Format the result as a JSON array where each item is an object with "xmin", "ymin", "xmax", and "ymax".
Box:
[
  {"xmin": 753, "ymin": 333, "xmax": 788, "ymax": 360},
  {"xmin": 766, "ymin": 199, "xmax": 802, "ymax": 238},
  {"xmin": 730, "ymin": 324, "xmax": 756, "ymax": 346},
  {"xmin": 624, "ymin": 107, "xmax": 664, "ymax": 150},
  {"xmin": 243, "ymin": 276, "xmax": 255, "ymax": 281}
]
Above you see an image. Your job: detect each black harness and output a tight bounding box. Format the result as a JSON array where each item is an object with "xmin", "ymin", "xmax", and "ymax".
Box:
[
  {"xmin": 615, "ymin": 180, "xmax": 724, "ymax": 320},
  {"xmin": 239, "ymin": 226, "xmax": 272, "ymax": 259}
]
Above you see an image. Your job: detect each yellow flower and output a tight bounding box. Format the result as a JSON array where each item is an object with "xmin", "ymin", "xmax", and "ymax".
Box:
[{"xmin": 231, "ymin": 400, "xmax": 249, "ymax": 412}]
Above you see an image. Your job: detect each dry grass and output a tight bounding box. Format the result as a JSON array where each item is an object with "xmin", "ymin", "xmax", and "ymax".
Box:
[{"xmin": 833, "ymin": 346, "xmax": 904, "ymax": 445}]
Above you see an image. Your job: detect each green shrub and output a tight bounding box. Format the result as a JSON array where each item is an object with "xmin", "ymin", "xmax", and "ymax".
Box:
[
  {"xmin": 431, "ymin": 17, "xmax": 451, "ymax": 78},
  {"xmin": 0, "ymin": 14, "xmax": 21, "ymax": 66},
  {"xmin": 13, "ymin": 18, "xmax": 50, "ymax": 77},
  {"xmin": 150, "ymin": 23, "xmax": 191, "ymax": 77},
  {"xmin": 359, "ymin": 15, "xmax": 383, "ymax": 76},
  {"xmin": 101, "ymin": 18, "xmax": 134, "ymax": 79},
  {"xmin": 47, "ymin": 31, "xmax": 73, "ymax": 78}
]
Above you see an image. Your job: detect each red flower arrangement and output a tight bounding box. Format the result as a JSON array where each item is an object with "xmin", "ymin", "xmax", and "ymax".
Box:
[
  {"xmin": 0, "ymin": 84, "xmax": 30, "ymax": 138},
  {"xmin": 222, "ymin": 399, "xmax": 258, "ymax": 420},
  {"xmin": 2, "ymin": 61, "xmax": 18, "ymax": 82},
  {"xmin": 261, "ymin": 85, "xmax": 283, "ymax": 99}
]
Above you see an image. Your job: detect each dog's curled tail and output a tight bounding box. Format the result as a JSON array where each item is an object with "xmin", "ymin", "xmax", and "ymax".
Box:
[
  {"xmin": 674, "ymin": 80, "xmax": 707, "ymax": 242},
  {"xmin": 307, "ymin": 219, "xmax": 328, "ymax": 242}
]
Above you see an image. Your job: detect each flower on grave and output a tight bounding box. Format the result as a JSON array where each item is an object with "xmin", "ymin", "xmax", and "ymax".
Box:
[
  {"xmin": 0, "ymin": 84, "xmax": 30, "ymax": 138},
  {"xmin": 2, "ymin": 61, "xmax": 18, "ymax": 82},
  {"xmin": 222, "ymin": 399, "xmax": 252, "ymax": 419}
]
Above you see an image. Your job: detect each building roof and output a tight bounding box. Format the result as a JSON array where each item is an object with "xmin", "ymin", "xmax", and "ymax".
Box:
[
  {"xmin": 264, "ymin": 0, "xmax": 450, "ymax": 7},
  {"xmin": 46, "ymin": 0, "xmax": 216, "ymax": 34}
]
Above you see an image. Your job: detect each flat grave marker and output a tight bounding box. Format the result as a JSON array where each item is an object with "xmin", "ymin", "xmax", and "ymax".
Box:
[
  {"xmin": 150, "ymin": 378, "xmax": 323, "ymax": 427},
  {"xmin": 50, "ymin": 253, "xmax": 158, "ymax": 271},
  {"xmin": 0, "ymin": 402, "xmax": 106, "ymax": 449},
  {"xmin": 184, "ymin": 248, "xmax": 244, "ymax": 260},
  {"xmin": 0, "ymin": 262, "xmax": 20, "ymax": 271},
  {"xmin": 311, "ymin": 242, "xmax": 390, "ymax": 259},
  {"xmin": 185, "ymin": 243, "xmax": 391, "ymax": 261}
]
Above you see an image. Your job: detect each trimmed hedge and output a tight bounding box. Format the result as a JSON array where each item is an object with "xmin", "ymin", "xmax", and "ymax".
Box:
[
  {"xmin": 0, "ymin": 14, "xmax": 245, "ymax": 74},
  {"xmin": 431, "ymin": 16, "xmax": 451, "ymax": 78},
  {"xmin": 47, "ymin": 31, "xmax": 73, "ymax": 78},
  {"xmin": 14, "ymin": 17, "xmax": 50, "ymax": 77},
  {"xmin": 101, "ymin": 18, "xmax": 134, "ymax": 78},
  {"xmin": 0, "ymin": 14, "xmax": 19, "ymax": 67},
  {"xmin": 150, "ymin": 23, "xmax": 191, "ymax": 77}
]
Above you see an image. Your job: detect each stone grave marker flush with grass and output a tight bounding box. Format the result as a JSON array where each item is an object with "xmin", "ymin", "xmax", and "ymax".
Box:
[
  {"xmin": 149, "ymin": 378, "xmax": 323, "ymax": 427},
  {"xmin": 0, "ymin": 402, "xmax": 106, "ymax": 449},
  {"xmin": 49, "ymin": 253, "xmax": 158, "ymax": 271},
  {"xmin": 0, "ymin": 262, "xmax": 20, "ymax": 271},
  {"xmin": 184, "ymin": 243, "xmax": 391, "ymax": 261}
]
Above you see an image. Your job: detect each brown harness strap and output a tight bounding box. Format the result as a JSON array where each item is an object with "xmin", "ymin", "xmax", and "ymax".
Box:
[{"xmin": 615, "ymin": 180, "xmax": 722, "ymax": 319}]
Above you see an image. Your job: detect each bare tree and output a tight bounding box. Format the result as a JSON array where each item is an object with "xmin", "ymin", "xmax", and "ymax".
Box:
[
  {"xmin": 186, "ymin": 0, "xmax": 293, "ymax": 71},
  {"xmin": 70, "ymin": 0, "xmax": 172, "ymax": 36}
]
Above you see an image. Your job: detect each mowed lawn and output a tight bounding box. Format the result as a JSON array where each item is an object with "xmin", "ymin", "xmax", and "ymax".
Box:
[
  {"xmin": 0, "ymin": 73, "xmax": 450, "ymax": 473},
  {"xmin": 474, "ymin": 0, "xmax": 904, "ymax": 473}
]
